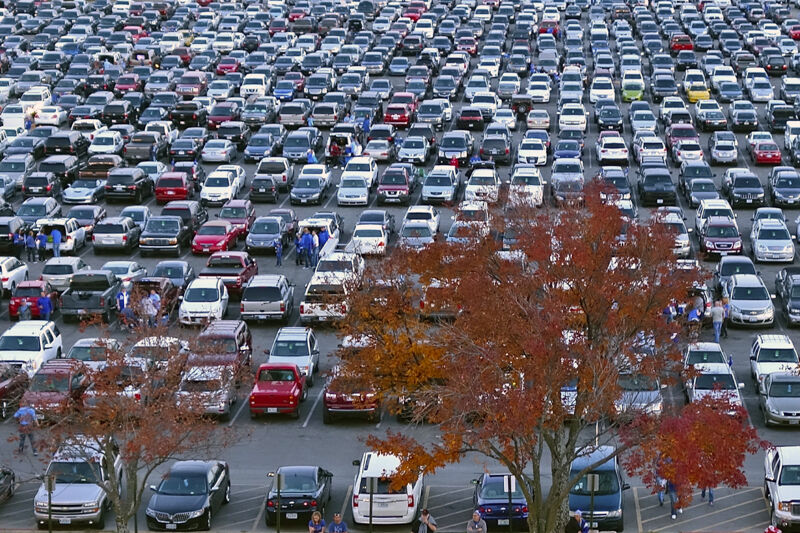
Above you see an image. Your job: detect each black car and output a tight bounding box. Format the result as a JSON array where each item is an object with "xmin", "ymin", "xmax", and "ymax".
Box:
[
  {"xmin": 637, "ymin": 167, "xmax": 677, "ymax": 206},
  {"xmin": 290, "ymin": 176, "xmax": 328, "ymax": 205},
  {"xmin": 265, "ymin": 466, "xmax": 333, "ymax": 525},
  {"xmin": 596, "ymin": 106, "xmax": 624, "ymax": 132},
  {"xmin": 725, "ymin": 174, "xmax": 766, "ymax": 207},
  {"xmin": 169, "ymin": 138, "xmax": 202, "ymax": 162},
  {"xmin": 101, "ymin": 100, "xmax": 137, "ymax": 125},
  {"xmin": 43, "ymin": 131, "xmax": 90, "ymax": 157},
  {"xmin": 37, "ymin": 155, "xmax": 82, "ymax": 187},
  {"xmin": 649, "ymin": 75, "xmax": 679, "ymax": 102},
  {"xmin": 776, "ymin": 267, "xmax": 800, "ymax": 326},
  {"xmin": 770, "ymin": 170, "xmax": 800, "ymax": 206},
  {"xmin": 145, "ymin": 460, "xmax": 230, "ymax": 531},
  {"xmin": 105, "ymin": 168, "xmax": 153, "ymax": 203},
  {"xmin": 675, "ymin": 50, "xmax": 698, "ymax": 70}
]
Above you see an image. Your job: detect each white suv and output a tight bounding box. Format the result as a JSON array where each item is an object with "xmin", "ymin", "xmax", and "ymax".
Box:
[
  {"xmin": 750, "ymin": 335, "xmax": 800, "ymax": 393},
  {"xmin": 765, "ymin": 446, "xmax": 800, "ymax": 531},
  {"xmin": 0, "ymin": 321, "xmax": 63, "ymax": 375},
  {"xmin": 351, "ymin": 451, "xmax": 424, "ymax": 525},
  {"xmin": 178, "ymin": 278, "xmax": 229, "ymax": 325},
  {"xmin": 0, "ymin": 256, "xmax": 28, "ymax": 296}
]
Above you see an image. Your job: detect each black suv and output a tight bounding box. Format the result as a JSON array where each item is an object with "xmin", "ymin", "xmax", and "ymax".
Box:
[
  {"xmin": 0, "ymin": 216, "xmax": 26, "ymax": 256},
  {"xmin": 479, "ymin": 135, "xmax": 513, "ymax": 165},
  {"xmin": 43, "ymin": 131, "xmax": 90, "ymax": 157},
  {"xmin": 139, "ymin": 215, "xmax": 194, "ymax": 257},
  {"xmin": 105, "ymin": 167, "xmax": 153, "ymax": 203},
  {"xmin": 22, "ymin": 172, "xmax": 62, "ymax": 199},
  {"xmin": 38, "ymin": 155, "xmax": 82, "ymax": 187},
  {"xmin": 101, "ymin": 100, "xmax": 136, "ymax": 125},
  {"xmin": 724, "ymin": 174, "xmax": 766, "ymax": 207},
  {"xmin": 160, "ymin": 200, "xmax": 208, "ymax": 233},
  {"xmin": 217, "ymin": 121, "xmax": 252, "ymax": 151}
]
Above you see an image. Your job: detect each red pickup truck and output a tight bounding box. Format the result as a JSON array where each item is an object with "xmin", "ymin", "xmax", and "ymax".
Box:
[
  {"xmin": 198, "ymin": 251, "xmax": 258, "ymax": 296},
  {"xmin": 21, "ymin": 360, "xmax": 89, "ymax": 421},
  {"xmin": 249, "ymin": 364, "xmax": 307, "ymax": 419}
]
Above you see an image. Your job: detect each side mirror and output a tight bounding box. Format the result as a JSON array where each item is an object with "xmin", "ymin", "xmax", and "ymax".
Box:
[
  {"xmin": 240, "ymin": 345, "xmax": 250, "ymax": 352},
  {"xmin": 471, "ymin": 478, "xmax": 480, "ymax": 484},
  {"xmin": 738, "ymin": 382, "xmax": 745, "ymax": 389},
  {"xmin": 622, "ymin": 483, "xmax": 631, "ymax": 491},
  {"xmin": 177, "ymin": 295, "xmax": 183, "ymax": 301},
  {"xmin": 352, "ymin": 460, "xmax": 361, "ymax": 466},
  {"xmin": 149, "ymin": 485, "xmax": 158, "ymax": 492},
  {"xmin": 264, "ymin": 349, "xmax": 270, "ymax": 355},
  {"xmin": 766, "ymin": 475, "xmax": 776, "ymax": 483}
]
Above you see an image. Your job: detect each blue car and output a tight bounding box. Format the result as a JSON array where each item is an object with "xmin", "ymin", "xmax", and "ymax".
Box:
[
  {"xmin": 273, "ymin": 80, "xmax": 295, "ymax": 101},
  {"xmin": 151, "ymin": 260, "xmax": 195, "ymax": 292},
  {"xmin": 243, "ymin": 134, "xmax": 277, "ymax": 162},
  {"xmin": 553, "ymin": 140, "xmax": 582, "ymax": 160},
  {"xmin": 473, "ymin": 473, "xmax": 528, "ymax": 529},
  {"xmin": 568, "ymin": 446, "xmax": 629, "ymax": 532}
]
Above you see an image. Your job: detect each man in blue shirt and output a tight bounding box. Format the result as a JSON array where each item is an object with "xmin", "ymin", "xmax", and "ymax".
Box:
[
  {"xmin": 38, "ymin": 291, "xmax": 53, "ymax": 321},
  {"xmin": 13, "ymin": 404, "xmax": 38, "ymax": 455},
  {"xmin": 50, "ymin": 228, "xmax": 62, "ymax": 258},
  {"xmin": 328, "ymin": 513, "xmax": 348, "ymax": 533},
  {"xmin": 36, "ymin": 231, "xmax": 47, "ymax": 261}
]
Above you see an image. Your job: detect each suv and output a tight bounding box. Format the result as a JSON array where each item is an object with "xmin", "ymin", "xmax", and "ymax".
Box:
[
  {"xmin": 43, "ymin": 131, "xmax": 90, "ymax": 157},
  {"xmin": 41, "ymin": 257, "xmax": 92, "ymax": 292},
  {"xmin": 92, "ymin": 216, "xmax": 142, "ymax": 252},
  {"xmin": 377, "ymin": 164, "xmax": 416, "ymax": 205},
  {"xmin": 161, "ymin": 200, "xmax": 209, "ymax": 233},
  {"xmin": 725, "ymin": 274, "xmax": 775, "ymax": 326},
  {"xmin": 0, "ymin": 216, "xmax": 25, "ymax": 256},
  {"xmin": 254, "ymin": 157, "xmax": 294, "ymax": 192},
  {"xmin": 699, "ymin": 216, "xmax": 743, "ymax": 257},
  {"xmin": 568, "ymin": 446, "xmax": 629, "ymax": 532},
  {"xmin": 749, "ymin": 335, "xmax": 800, "ymax": 393},
  {"xmin": 38, "ymin": 155, "xmax": 82, "ymax": 187},
  {"xmin": 139, "ymin": 216, "xmax": 193, "ymax": 257},
  {"xmin": 0, "ymin": 320, "xmax": 63, "ymax": 375},
  {"xmin": 266, "ymin": 327, "xmax": 320, "ymax": 386},
  {"xmin": 240, "ymin": 275, "xmax": 294, "ymax": 322},
  {"xmin": 351, "ymin": 451, "xmax": 424, "ymax": 525},
  {"xmin": 33, "ymin": 437, "xmax": 122, "ymax": 529},
  {"xmin": 105, "ymin": 167, "xmax": 153, "ymax": 203},
  {"xmin": 765, "ymin": 446, "xmax": 800, "ymax": 532},
  {"xmin": 22, "ymin": 172, "xmax": 62, "ymax": 199}
]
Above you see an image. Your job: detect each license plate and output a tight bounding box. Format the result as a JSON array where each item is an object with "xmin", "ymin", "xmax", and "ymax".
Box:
[
  {"xmin": 286, "ymin": 513, "xmax": 298, "ymax": 519},
  {"xmin": 719, "ymin": 251, "xmax": 729, "ymax": 256},
  {"xmin": 746, "ymin": 199, "xmax": 753, "ymax": 203},
  {"xmin": 103, "ymin": 239, "xmax": 115, "ymax": 245},
  {"xmin": 115, "ymin": 185, "xmax": 125, "ymax": 190},
  {"xmin": 591, "ymin": 523, "xmax": 598, "ymax": 528},
  {"xmin": 267, "ymin": 407, "xmax": 278, "ymax": 413},
  {"xmin": 59, "ymin": 519, "xmax": 71, "ymax": 525},
  {"xmin": 377, "ymin": 502, "xmax": 390, "ymax": 508},
  {"xmin": 497, "ymin": 519, "xmax": 509, "ymax": 526},
  {"xmin": 656, "ymin": 198, "xmax": 664, "ymax": 204},
  {"xmin": 167, "ymin": 191, "xmax": 175, "ymax": 195},
  {"xmin": 749, "ymin": 316, "xmax": 759, "ymax": 322},
  {"xmin": 257, "ymin": 315, "xmax": 267, "ymax": 319},
  {"xmin": 301, "ymin": 199, "xmax": 308, "ymax": 203},
  {"xmin": 166, "ymin": 524, "xmax": 177, "ymax": 530},
  {"xmin": 31, "ymin": 187, "xmax": 41, "ymax": 192},
  {"xmin": 258, "ymin": 188, "xmax": 266, "ymax": 192}
]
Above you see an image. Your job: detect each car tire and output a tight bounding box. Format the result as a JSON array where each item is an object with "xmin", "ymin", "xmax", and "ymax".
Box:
[
  {"xmin": 322, "ymin": 408, "xmax": 333, "ymax": 424},
  {"xmin": 223, "ymin": 483, "xmax": 231, "ymax": 505},
  {"xmin": 202, "ymin": 509, "xmax": 212, "ymax": 531},
  {"xmin": 93, "ymin": 508, "xmax": 105, "ymax": 530},
  {"xmin": 307, "ymin": 372, "xmax": 314, "ymax": 387}
]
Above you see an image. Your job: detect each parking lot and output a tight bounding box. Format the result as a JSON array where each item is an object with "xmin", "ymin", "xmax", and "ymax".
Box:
[{"xmin": 1, "ymin": 0, "xmax": 800, "ymax": 529}]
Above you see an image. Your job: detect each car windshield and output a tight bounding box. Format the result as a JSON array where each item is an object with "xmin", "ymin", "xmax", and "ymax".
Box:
[
  {"xmin": 197, "ymin": 225, "xmax": 227, "ymax": 236},
  {"xmin": 341, "ymin": 178, "xmax": 367, "ymax": 189},
  {"xmin": 219, "ymin": 207, "xmax": 246, "ymax": 219},
  {"xmin": 153, "ymin": 265, "xmax": 184, "ymax": 278},
  {"xmin": 47, "ymin": 461, "xmax": 100, "ymax": 484},
  {"xmin": 29, "ymin": 373, "xmax": 70, "ymax": 392},
  {"xmin": 769, "ymin": 380, "xmax": 800, "ymax": 397},
  {"xmin": 354, "ymin": 228, "xmax": 383, "ymax": 238},
  {"xmin": 158, "ymin": 475, "xmax": 208, "ymax": 496},
  {"xmin": 618, "ymin": 374, "xmax": 658, "ymax": 391},
  {"xmin": 183, "ymin": 287, "xmax": 220, "ymax": 302},
  {"xmin": 732, "ymin": 286, "xmax": 769, "ymax": 300},
  {"xmin": 271, "ymin": 340, "xmax": 308, "ymax": 357},
  {"xmin": 758, "ymin": 228, "xmax": 791, "ymax": 240},
  {"xmin": 570, "ymin": 470, "xmax": 620, "ymax": 496},
  {"xmin": 296, "ymin": 178, "xmax": 321, "ymax": 189},
  {"xmin": 695, "ymin": 373, "xmax": 736, "ymax": 390},
  {"xmin": 756, "ymin": 348, "xmax": 798, "ymax": 363},
  {"xmin": 0, "ymin": 335, "xmax": 40, "ymax": 351},
  {"xmin": 381, "ymin": 172, "xmax": 407, "ymax": 185},
  {"xmin": 442, "ymin": 137, "xmax": 466, "ymax": 149},
  {"xmin": 691, "ymin": 181, "xmax": 716, "ymax": 192},
  {"xmin": 479, "ymin": 477, "xmax": 524, "ymax": 499},
  {"xmin": 706, "ymin": 225, "xmax": 738, "ymax": 238},
  {"xmin": 402, "ymin": 225, "xmax": 432, "ymax": 238}
]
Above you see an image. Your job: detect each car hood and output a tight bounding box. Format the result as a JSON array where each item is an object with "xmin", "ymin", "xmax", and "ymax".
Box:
[
  {"xmin": 64, "ymin": 187, "xmax": 97, "ymax": 197},
  {"xmin": 291, "ymin": 186, "xmax": 322, "ymax": 195},
  {"xmin": 339, "ymin": 186, "xmax": 368, "ymax": 195},
  {"xmin": 568, "ymin": 492, "xmax": 622, "ymax": 514},
  {"xmin": 775, "ymin": 187, "xmax": 800, "ymax": 195},
  {"xmin": 765, "ymin": 395, "xmax": 800, "ymax": 413},
  {"xmin": 423, "ymin": 184, "xmax": 455, "ymax": 192},
  {"xmin": 693, "ymin": 387, "xmax": 741, "ymax": 404},
  {"xmin": 732, "ymin": 299, "xmax": 771, "ymax": 311},
  {"xmin": 755, "ymin": 362, "xmax": 800, "ymax": 376},
  {"xmin": 732, "ymin": 186, "xmax": 764, "ymax": 194},
  {"xmin": 35, "ymin": 483, "xmax": 104, "ymax": 505},
  {"xmin": 690, "ymin": 191, "xmax": 720, "ymax": 201},
  {"xmin": 148, "ymin": 492, "xmax": 208, "ymax": 514},
  {"xmin": 193, "ymin": 235, "xmax": 227, "ymax": 244}
]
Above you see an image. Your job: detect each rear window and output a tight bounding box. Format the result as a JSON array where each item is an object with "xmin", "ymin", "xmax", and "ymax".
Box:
[
  {"xmin": 242, "ymin": 286, "xmax": 281, "ymax": 301},
  {"xmin": 157, "ymin": 177, "xmax": 184, "ymax": 188},
  {"xmin": 107, "ymin": 174, "xmax": 134, "ymax": 185},
  {"xmin": 258, "ymin": 162, "xmax": 287, "ymax": 174},
  {"xmin": 25, "ymin": 177, "xmax": 49, "ymax": 187},
  {"xmin": 161, "ymin": 208, "xmax": 190, "ymax": 223},
  {"xmin": 47, "ymin": 137, "xmax": 71, "ymax": 146},
  {"xmin": 94, "ymin": 223, "xmax": 124, "ymax": 233},
  {"xmin": 39, "ymin": 162, "xmax": 67, "ymax": 173}
]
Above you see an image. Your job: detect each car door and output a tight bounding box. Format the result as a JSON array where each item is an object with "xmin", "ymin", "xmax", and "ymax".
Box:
[
  {"xmin": 318, "ymin": 467, "xmax": 332, "ymax": 501},
  {"xmin": 765, "ymin": 451, "xmax": 781, "ymax": 506},
  {"xmin": 9, "ymin": 258, "xmax": 26, "ymax": 285},
  {"xmin": 309, "ymin": 331, "xmax": 320, "ymax": 372},
  {"xmin": 219, "ymin": 280, "xmax": 229, "ymax": 312},
  {"xmin": 750, "ymin": 339, "xmax": 760, "ymax": 378},
  {"xmin": 41, "ymin": 329, "xmax": 58, "ymax": 363}
]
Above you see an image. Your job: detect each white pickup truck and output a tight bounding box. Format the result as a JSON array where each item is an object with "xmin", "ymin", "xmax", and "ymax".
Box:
[{"xmin": 299, "ymin": 251, "xmax": 364, "ymax": 323}]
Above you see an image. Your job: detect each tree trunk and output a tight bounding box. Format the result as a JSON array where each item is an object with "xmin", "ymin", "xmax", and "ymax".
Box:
[{"xmin": 115, "ymin": 516, "xmax": 130, "ymax": 533}]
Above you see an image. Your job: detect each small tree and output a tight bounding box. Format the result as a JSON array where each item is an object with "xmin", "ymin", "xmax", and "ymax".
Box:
[
  {"xmin": 41, "ymin": 319, "xmax": 238, "ymax": 533},
  {"xmin": 336, "ymin": 186, "xmax": 761, "ymax": 533}
]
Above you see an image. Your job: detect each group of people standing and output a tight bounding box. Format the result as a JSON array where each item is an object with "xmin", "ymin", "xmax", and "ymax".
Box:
[
  {"xmin": 294, "ymin": 227, "xmax": 329, "ymax": 269},
  {"xmin": 116, "ymin": 283, "xmax": 164, "ymax": 328},
  {"xmin": 12, "ymin": 227, "xmax": 63, "ymax": 261}
]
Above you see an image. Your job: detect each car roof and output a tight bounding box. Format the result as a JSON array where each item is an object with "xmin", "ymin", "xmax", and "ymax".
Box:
[
  {"xmin": 275, "ymin": 326, "xmax": 311, "ymax": 341},
  {"xmin": 755, "ymin": 334, "xmax": 794, "ymax": 348}
]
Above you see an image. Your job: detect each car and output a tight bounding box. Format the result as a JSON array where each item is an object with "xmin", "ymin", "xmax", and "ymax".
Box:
[
  {"xmin": 764, "ymin": 446, "xmax": 800, "ymax": 532},
  {"xmin": 264, "ymin": 466, "xmax": 333, "ymax": 524},
  {"xmin": 191, "ymin": 221, "xmax": 238, "ymax": 255},
  {"xmin": 684, "ymin": 362, "xmax": 744, "ymax": 412},
  {"xmin": 759, "ymin": 374, "xmax": 800, "ymax": 425},
  {"xmin": 178, "ymin": 277, "xmax": 229, "ymax": 326},
  {"xmin": 145, "ymin": 460, "xmax": 230, "ymax": 531},
  {"xmin": 201, "ymin": 139, "xmax": 237, "ymax": 163},
  {"xmin": 351, "ymin": 451, "xmax": 424, "ymax": 525},
  {"xmin": 751, "ymin": 141, "xmax": 783, "ymax": 165},
  {"xmin": 725, "ymin": 274, "xmax": 775, "ymax": 326},
  {"xmin": 473, "ymin": 473, "xmax": 529, "ymax": 530},
  {"xmin": 0, "ymin": 256, "xmax": 28, "ymax": 297},
  {"xmin": 750, "ymin": 219, "xmax": 795, "ymax": 262}
]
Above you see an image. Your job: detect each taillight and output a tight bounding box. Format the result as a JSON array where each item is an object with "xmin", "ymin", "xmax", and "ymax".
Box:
[
  {"xmin": 193, "ymin": 113, "xmax": 197, "ymax": 119},
  {"xmin": 122, "ymin": 235, "xmax": 127, "ymax": 242},
  {"xmin": 280, "ymin": 301, "xmax": 286, "ymax": 312},
  {"xmin": 1, "ymin": 277, "xmax": 8, "ymax": 282},
  {"xmin": 339, "ymin": 303, "xmax": 347, "ymax": 314},
  {"xmin": 299, "ymin": 303, "xmax": 304, "ymax": 314},
  {"xmin": 134, "ymin": 392, "xmax": 141, "ymax": 401},
  {"xmin": 99, "ymin": 296, "xmax": 105, "ymax": 307},
  {"xmin": 267, "ymin": 500, "xmax": 275, "ymax": 508},
  {"xmin": 240, "ymin": 303, "xmax": 244, "ymax": 312},
  {"xmin": 352, "ymin": 494, "xmax": 358, "ymax": 508},
  {"xmin": 46, "ymin": 184, "xmax": 52, "ymax": 191},
  {"xmin": 408, "ymin": 495, "xmax": 414, "ymax": 508},
  {"xmin": 310, "ymin": 499, "xmax": 317, "ymax": 507}
]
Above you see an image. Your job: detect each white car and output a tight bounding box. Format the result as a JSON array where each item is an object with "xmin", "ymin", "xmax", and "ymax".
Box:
[
  {"xmin": 518, "ymin": 138, "xmax": 548, "ymax": 166},
  {"xmin": 527, "ymin": 81, "xmax": 552, "ymax": 103},
  {"xmin": 509, "ymin": 166, "xmax": 544, "ymax": 207},
  {"xmin": 349, "ymin": 224, "xmax": 388, "ymax": 255},
  {"xmin": 178, "ymin": 278, "xmax": 229, "ymax": 325},
  {"xmin": 341, "ymin": 156, "xmax": 378, "ymax": 188},
  {"xmin": 558, "ymin": 103, "xmax": 588, "ymax": 132},
  {"xmin": 240, "ymin": 74, "xmax": 270, "ymax": 98},
  {"xmin": 589, "ymin": 76, "xmax": 616, "ymax": 103},
  {"xmin": 200, "ymin": 171, "xmax": 241, "ymax": 205},
  {"xmin": 0, "ymin": 256, "xmax": 28, "ymax": 296},
  {"xmin": 71, "ymin": 119, "xmax": 108, "ymax": 142},
  {"xmin": 0, "ymin": 321, "xmax": 62, "ymax": 376},
  {"xmin": 34, "ymin": 106, "xmax": 67, "ymax": 126},
  {"xmin": 207, "ymin": 80, "xmax": 234, "ymax": 101},
  {"xmin": 88, "ymin": 131, "xmax": 124, "ymax": 155},
  {"xmin": 403, "ymin": 205, "xmax": 440, "ymax": 234},
  {"xmin": 684, "ymin": 362, "xmax": 744, "ymax": 412},
  {"xmin": 477, "ymin": 57, "xmax": 501, "ymax": 78},
  {"xmin": 596, "ymin": 137, "xmax": 629, "ymax": 164},
  {"xmin": 297, "ymin": 164, "xmax": 332, "ymax": 187},
  {"xmin": 464, "ymin": 168, "xmax": 501, "ymax": 203},
  {"xmin": 659, "ymin": 96, "xmax": 687, "ymax": 121},
  {"xmin": 749, "ymin": 335, "xmax": 800, "ymax": 393}
]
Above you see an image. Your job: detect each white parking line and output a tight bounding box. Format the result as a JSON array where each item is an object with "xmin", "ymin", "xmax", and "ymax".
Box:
[
  {"xmin": 250, "ymin": 492, "xmax": 269, "ymax": 532},
  {"xmin": 340, "ymin": 485, "xmax": 353, "ymax": 518},
  {"xmin": 302, "ymin": 388, "xmax": 324, "ymax": 428},
  {"xmin": 228, "ymin": 397, "xmax": 249, "ymax": 427}
]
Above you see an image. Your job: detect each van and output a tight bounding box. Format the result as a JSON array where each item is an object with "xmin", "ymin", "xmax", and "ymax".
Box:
[
  {"xmin": 351, "ymin": 452, "xmax": 424, "ymax": 525},
  {"xmin": 568, "ymin": 446, "xmax": 629, "ymax": 532},
  {"xmin": 784, "ymin": 120, "xmax": 800, "ymax": 150},
  {"xmin": 0, "ymin": 320, "xmax": 63, "ymax": 376}
]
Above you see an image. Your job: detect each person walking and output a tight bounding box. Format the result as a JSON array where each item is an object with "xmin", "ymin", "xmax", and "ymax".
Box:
[
  {"xmin": 36, "ymin": 230, "xmax": 47, "ymax": 261},
  {"xmin": 116, "ymin": 283, "xmax": 131, "ymax": 313},
  {"xmin": 50, "ymin": 227, "xmax": 62, "ymax": 258},
  {"xmin": 666, "ymin": 479, "xmax": 681, "ymax": 520},
  {"xmin": 25, "ymin": 230, "xmax": 36, "ymax": 262},
  {"xmin": 307, "ymin": 149, "xmax": 318, "ymax": 164},
  {"xmin": 149, "ymin": 289, "xmax": 161, "ymax": 324},
  {"xmin": 412, "ymin": 509, "xmax": 437, "ymax": 533},
  {"xmin": 711, "ymin": 300, "xmax": 724, "ymax": 343},
  {"xmin": 328, "ymin": 513, "xmax": 348, "ymax": 533},
  {"xmin": 38, "ymin": 291, "xmax": 52, "ymax": 321},
  {"xmin": 274, "ymin": 237, "xmax": 283, "ymax": 266},
  {"xmin": 308, "ymin": 511, "xmax": 325, "ymax": 533},
  {"xmin": 362, "ymin": 115, "xmax": 371, "ymax": 138},
  {"xmin": 17, "ymin": 300, "xmax": 31, "ymax": 321},
  {"xmin": 701, "ymin": 487, "xmax": 714, "ymax": 506},
  {"xmin": 300, "ymin": 229, "xmax": 313, "ymax": 269},
  {"xmin": 721, "ymin": 297, "xmax": 730, "ymax": 338},
  {"xmin": 565, "ymin": 510, "xmax": 588, "ymax": 533},
  {"xmin": 466, "ymin": 511, "xmax": 487, "ymax": 533},
  {"xmin": 13, "ymin": 404, "xmax": 38, "ymax": 455},
  {"xmin": 311, "ymin": 230, "xmax": 320, "ymax": 268}
]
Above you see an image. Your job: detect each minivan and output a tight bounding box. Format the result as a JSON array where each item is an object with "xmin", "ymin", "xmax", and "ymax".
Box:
[
  {"xmin": 351, "ymin": 452, "xmax": 424, "ymax": 525},
  {"xmin": 568, "ymin": 446, "xmax": 629, "ymax": 532}
]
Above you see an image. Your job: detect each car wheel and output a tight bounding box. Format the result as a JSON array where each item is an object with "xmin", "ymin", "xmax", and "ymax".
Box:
[
  {"xmin": 93, "ymin": 508, "xmax": 105, "ymax": 530},
  {"xmin": 322, "ymin": 408, "xmax": 332, "ymax": 424},
  {"xmin": 301, "ymin": 386, "xmax": 308, "ymax": 402},
  {"xmin": 223, "ymin": 483, "xmax": 231, "ymax": 505},
  {"xmin": 203, "ymin": 509, "xmax": 212, "ymax": 531},
  {"xmin": 307, "ymin": 372, "xmax": 314, "ymax": 387}
]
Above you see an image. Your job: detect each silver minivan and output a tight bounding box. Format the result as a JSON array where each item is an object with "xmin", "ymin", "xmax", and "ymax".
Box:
[{"xmin": 421, "ymin": 165, "xmax": 459, "ymax": 203}]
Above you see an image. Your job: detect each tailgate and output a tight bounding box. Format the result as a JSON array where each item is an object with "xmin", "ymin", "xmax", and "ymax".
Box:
[
  {"xmin": 242, "ymin": 300, "xmax": 282, "ymax": 315},
  {"xmin": 355, "ymin": 494, "xmax": 409, "ymax": 517}
]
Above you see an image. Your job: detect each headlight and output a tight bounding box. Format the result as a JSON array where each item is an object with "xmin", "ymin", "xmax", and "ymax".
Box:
[
  {"xmin": 767, "ymin": 402, "xmax": 779, "ymax": 414},
  {"xmin": 785, "ymin": 244, "xmax": 794, "ymax": 252},
  {"xmin": 730, "ymin": 304, "xmax": 742, "ymax": 314},
  {"xmin": 145, "ymin": 508, "xmax": 158, "ymax": 518},
  {"xmin": 186, "ymin": 509, "xmax": 205, "ymax": 519},
  {"xmin": 691, "ymin": 195, "xmax": 699, "ymax": 203},
  {"xmin": 35, "ymin": 501, "xmax": 48, "ymax": 511},
  {"xmin": 758, "ymin": 244, "xmax": 768, "ymax": 252},
  {"xmin": 83, "ymin": 500, "xmax": 101, "ymax": 508}
]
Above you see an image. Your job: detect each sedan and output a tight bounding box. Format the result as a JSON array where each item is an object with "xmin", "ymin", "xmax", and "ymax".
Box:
[
  {"xmin": 671, "ymin": 141, "xmax": 704, "ymax": 167},
  {"xmin": 35, "ymin": 106, "xmax": 67, "ymax": 126},
  {"xmin": 362, "ymin": 139, "xmax": 396, "ymax": 162},
  {"xmin": 100, "ymin": 261, "xmax": 147, "ymax": 283},
  {"xmin": 752, "ymin": 141, "xmax": 783, "ymax": 165},
  {"xmin": 62, "ymin": 178, "xmax": 106, "ymax": 204},
  {"xmin": 191, "ymin": 221, "xmax": 238, "ymax": 254},
  {"xmin": 265, "ymin": 466, "xmax": 332, "ymax": 525},
  {"xmin": 759, "ymin": 373, "xmax": 800, "ymax": 426},
  {"xmin": 201, "ymin": 139, "xmax": 237, "ymax": 163}
]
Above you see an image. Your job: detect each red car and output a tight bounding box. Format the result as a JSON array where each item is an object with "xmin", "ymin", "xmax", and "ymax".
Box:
[
  {"xmin": 402, "ymin": 7, "xmax": 423, "ymax": 21},
  {"xmin": 115, "ymin": 74, "xmax": 142, "ymax": 94},
  {"xmin": 249, "ymin": 363, "xmax": 307, "ymax": 418},
  {"xmin": 409, "ymin": 0, "xmax": 427, "ymax": 11},
  {"xmin": 539, "ymin": 20, "xmax": 560, "ymax": 37},
  {"xmin": 9, "ymin": 280, "xmax": 58, "ymax": 320},
  {"xmin": 383, "ymin": 104, "xmax": 413, "ymax": 128},
  {"xmin": 191, "ymin": 220, "xmax": 237, "ymax": 254},
  {"xmin": 207, "ymin": 102, "xmax": 241, "ymax": 130},
  {"xmin": 269, "ymin": 18, "xmax": 288, "ymax": 36},
  {"xmin": 198, "ymin": 252, "xmax": 258, "ymax": 296},
  {"xmin": 123, "ymin": 25, "xmax": 148, "ymax": 43},
  {"xmin": 752, "ymin": 141, "xmax": 783, "ymax": 164},
  {"xmin": 789, "ymin": 25, "xmax": 800, "ymax": 39},
  {"xmin": 669, "ymin": 34, "xmax": 694, "ymax": 54},
  {"xmin": 173, "ymin": 47, "xmax": 194, "ymax": 66},
  {"xmin": 216, "ymin": 57, "xmax": 241, "ymax": 75},
  {"xmin": 457, "ymin": 37, "xmax": 478, "ymax": 56},
  {"xmin": 218, "ymin": 199, "xmax": 256, "ymax": 240},
  {"xmin": 197, "ymin": 0, "xmax": 213, "ymax": 6},
  {"xmin": 288, "ymin": 8, "xmax": 307, "ymax": 21},
  {"xmin": 665, "ymin": 124, "xmax": 700, "ymax": 150},
  {"xmin": 155, "ymin": 172, "xmax": 194, "ymax": 203},
  {"xmin": 322, "ymin": 366, "xmax": 379, "ymax": 423},
  {"xmin": 284, "ymin": 71, "xmax": 306, "ymax": 91},
  {"xmin": 391, "ymin": 92, "xmax": 420, "ymax": 113},
  {"xmin": 21, "ymin": 360, "xmax": 89, "ymax": 421}
]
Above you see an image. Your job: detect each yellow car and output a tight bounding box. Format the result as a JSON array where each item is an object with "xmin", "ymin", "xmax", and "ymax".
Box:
[{"xmin": 686, "ymin": 83, "xmax": 711, "ymax": 103}]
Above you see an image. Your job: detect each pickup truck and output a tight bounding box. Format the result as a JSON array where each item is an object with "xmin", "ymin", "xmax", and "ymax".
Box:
[
  {"xmin": 60, "ymin": 270, "xmax": 121, "ymax": 323},
  {"xmin": 169, "ymin": 101, "xmax": 208, "ymax": 128},
  {"xmin": 21, "ymin": 359, "xmax": 89, "ymax": 421},
  {"xmin": 145, "ymin": 121, "xmax": 178, "ymax": 145},
  {"xmin": 34, "ymin": 437, "xmax": 123, "ymax": 529},
  {"xmin": 300, "ymin": 271, "xmax": 350, "ymax": 323},
  {"xmin": 123, "ymin": 132, "xmax": 167, "ymax": 163},
  {"xmin": 198, "ymin": 251, "xmax": 258, "ymax": 297},
  {"xmin": 297, "ymin": 217, "xmax": 340, "ymax": 259},
  {"xmin": 79, "ymin": 155, "xmax": 125, "ymax": 180},
  {"xmin": 249, "ymin": 363, "xmax": 308, "ymax": 418}
]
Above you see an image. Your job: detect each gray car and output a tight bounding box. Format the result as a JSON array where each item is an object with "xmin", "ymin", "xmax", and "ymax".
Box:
[
  {"xmin": 240, "ymin": 274, "xmax": 294, "ymax": 322},
  {"xmin": 399, "ymin": 220, "xmax": 436, "ymax": 249},
  {"xmin": 630, "ymin": 110, "xmax": 658, "ymax": 133},
  {"xmin": 616, "ymin": 373, "xmax": 664, "ymax": 415},
  {"xmin": 750, "ymin": 219, "xmax": 795, "ymax": 262},
  {"xmin": 421, "ymin": 167, "xmax": 459, "ymax": 203},
  {"xmin": 41, "ymin": 256, "xmax": 91, "ymax": 292},
  {"xmin": 684, "ymin": 178, "xmax": 720, "ymax": 207},
  {"xmin": 92, "ymin": 217, "xmax": 142, "ymax": 252},
  {"xmin": 397, "ymin": 136, "xmax": 431, "ymax": 165},
  {"xmin": 62, "ymin": 178, "xmax": 106, "ymax": 204},
  {"xmin": 759, "ymin": 373, "xmax": 800, "ymax": 425},
  {"xmin": 0, "ymin": 153, "xmax": 34, "ymax": 188},
  {"xmin": 725, "ymin": 273, "xmax": 775, "ymax": 326},
  {"xmin": 16, "ymin": 197, "xmax": 61, "ymax": 225},
  {"xmin": 245, "ymin": 216, "xmax": 287, "ymax": 254}
]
